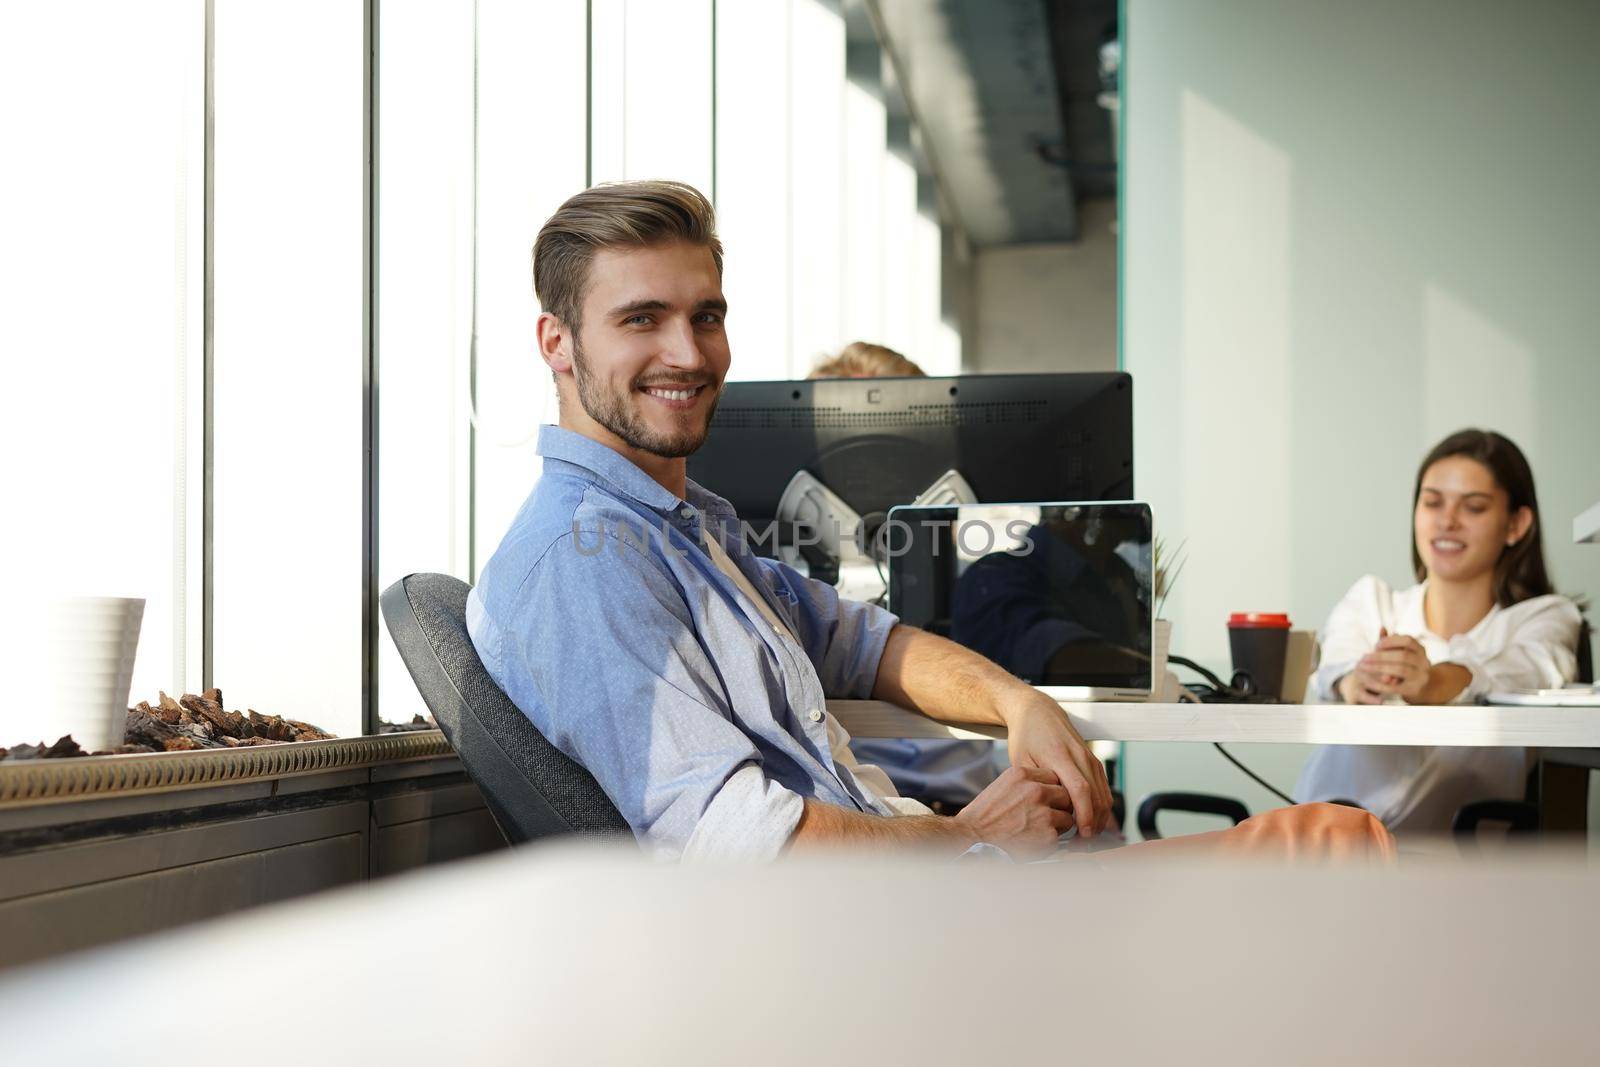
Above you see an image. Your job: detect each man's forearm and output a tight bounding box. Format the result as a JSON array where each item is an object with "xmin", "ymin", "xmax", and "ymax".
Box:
[
  {"xmin": 866, "ymin": 623, "xmax": 1112, "ymax": 838},
  {"xmin": 787, "ymin": 797, "xmax": 976, "ymax": 853},
  {"xmin": 870, "ymin": 624, "xmax": 1036, "ymax": 728}
]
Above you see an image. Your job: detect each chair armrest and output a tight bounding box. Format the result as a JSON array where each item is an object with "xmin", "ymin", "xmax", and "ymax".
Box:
[{"xmin": 1136, "ymin": 791, "xmax": 1250, "ymax": 840}]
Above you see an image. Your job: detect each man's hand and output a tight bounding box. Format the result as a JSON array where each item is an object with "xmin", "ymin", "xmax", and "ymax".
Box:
[
  {"xmin": 870, "ymin": 624, "xmax": 1112, "ymax": 837},
  {"xmin": 998, "ymin": 689, "xmax": 1113, "ymax": 837},
  {"xmin": 953, "ymin": 766, "xmax": 1078, "ymax": 860}
]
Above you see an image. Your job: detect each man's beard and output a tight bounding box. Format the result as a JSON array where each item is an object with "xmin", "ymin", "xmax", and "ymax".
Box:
[{"xmin": 571, "ymin": 336, "xmax": 719, "ymax": 459}]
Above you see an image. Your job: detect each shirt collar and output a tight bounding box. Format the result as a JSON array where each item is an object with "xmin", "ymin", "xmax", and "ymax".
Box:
[{"xmin": 537, "ymin": 424, "xmax": 740, "ymax": 531}]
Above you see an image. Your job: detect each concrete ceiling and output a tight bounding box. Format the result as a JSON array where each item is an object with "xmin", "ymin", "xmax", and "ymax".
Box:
[{"xmin": 861, "ymin": 0, "xmax": 1118, "ymax": 247}]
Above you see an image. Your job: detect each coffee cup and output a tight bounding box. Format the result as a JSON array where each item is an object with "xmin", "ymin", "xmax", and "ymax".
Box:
[{"xmin": 1227, "ymin": 612, "xmax": 1291, "ymax": 701}]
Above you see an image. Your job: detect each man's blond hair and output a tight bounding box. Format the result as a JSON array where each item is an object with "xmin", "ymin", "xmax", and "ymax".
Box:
[
  {"xmin": 807, "ymin": 341, "xmax": 926, "ymax": 380},
  {"xmin": 532, "ymin": 180, "xmax": 723, "ymax": 332}
]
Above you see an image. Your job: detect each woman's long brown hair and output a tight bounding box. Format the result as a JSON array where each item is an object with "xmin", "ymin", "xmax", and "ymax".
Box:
[{"xmin": 1411, "ymin": 429, "xmax": 1553, "ymax": 607}]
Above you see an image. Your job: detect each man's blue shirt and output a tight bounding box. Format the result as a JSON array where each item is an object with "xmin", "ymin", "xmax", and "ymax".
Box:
[{"xmin": 466, "ymin": 425, "xmax": 902, "ymax": 860}]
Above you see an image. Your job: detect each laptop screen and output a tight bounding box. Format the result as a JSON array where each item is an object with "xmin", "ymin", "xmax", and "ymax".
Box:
[{"xmin": 885, "ymin": 502, "xmax": 1153, "ymax": 691}]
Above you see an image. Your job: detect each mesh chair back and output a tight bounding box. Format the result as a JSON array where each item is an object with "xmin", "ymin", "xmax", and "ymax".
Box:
[{"xmin": 380, "ymin": 573, "xmax": 631, "ymax": 845}]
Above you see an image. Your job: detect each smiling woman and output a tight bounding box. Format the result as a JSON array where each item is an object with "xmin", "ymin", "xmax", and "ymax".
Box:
[{"xmin": 1295, "ymin": 429, "xmax": 1583, "ymax": 833}]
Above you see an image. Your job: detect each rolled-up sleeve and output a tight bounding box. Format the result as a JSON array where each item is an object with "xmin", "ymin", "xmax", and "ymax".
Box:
[
  {"xmin": 507, "ymin": 533, "xmax": 802, "ymax": 861},
  {"xmin": 681, "ymin": 764, "xmax": 804, "ymax": 861},
  {"xmin": 1311, "ymin": 575, "xmax": 1387, "ymax": 702},
  {"xmin": 754, "ymin": 557, "xmax": 900, "ymax": 698},
  {"xmin": 1445, "ymin": 597, "xmax": 1580, "ymax": 703}
]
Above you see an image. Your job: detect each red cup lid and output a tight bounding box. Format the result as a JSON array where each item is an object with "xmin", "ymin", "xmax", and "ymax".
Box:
[{"xmin": 1228, "ymin": 612, "xmax": 1291, "ymax": 629}]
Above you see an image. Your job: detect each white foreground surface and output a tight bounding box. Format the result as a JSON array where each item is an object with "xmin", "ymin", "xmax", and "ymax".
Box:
[{"xmin": 0, "ymin": 841, "xmax": 1596, "ymax": 1065}]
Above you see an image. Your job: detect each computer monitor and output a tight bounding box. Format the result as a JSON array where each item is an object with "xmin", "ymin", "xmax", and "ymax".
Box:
[
  {"xmin": 687, "ymin": 371, "xmax": 1133, "ymax": 549},
  {"xmin": 885, "ymin": 501, "xmax": 1154, "ymax": 697}
]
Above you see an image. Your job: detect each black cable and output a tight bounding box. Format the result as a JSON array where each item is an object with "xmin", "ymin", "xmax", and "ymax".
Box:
[
  {"xmin": 1213, "ymin": 743, "xmax": 1297, "ymax": 805},
  {"xmin": 1167, "ymin": 652, "xmax": 1298, "ymax": 805},
  {"xmin": 867, "ymin": 516, "xmax": 895, "ymax": 608},
  {"xmin": 1167, "ymin": 654, "xmax": 1235, "ymax": 695},
  {"xmin": 870, "ymin": 551, "xmax": 889, "ymax": 608}
]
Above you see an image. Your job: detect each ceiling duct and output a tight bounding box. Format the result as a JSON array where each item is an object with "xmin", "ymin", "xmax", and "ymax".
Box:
[{"xmin": 863, "ymin": 0, "xmax": 1117, "ymax": 246}]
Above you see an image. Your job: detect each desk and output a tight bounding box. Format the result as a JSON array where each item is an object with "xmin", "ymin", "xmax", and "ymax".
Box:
[
  {"xmin": 828, "ymin": 698, "xmax": 1600, "ymax": 747},
  {"xmin": 832, "ymin": 698, "xmax": 1600, "ymax": 833}
]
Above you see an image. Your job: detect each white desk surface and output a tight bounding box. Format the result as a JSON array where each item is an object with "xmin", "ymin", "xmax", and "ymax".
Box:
[{"xmin": 827, "ymin": 698, "xmax": 1600, "ymax": 748}]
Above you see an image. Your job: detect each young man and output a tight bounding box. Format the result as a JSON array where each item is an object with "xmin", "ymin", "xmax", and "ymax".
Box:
[{"xmin": 466, "ymin": 180, "xmax": 1391, "ymax": 863}]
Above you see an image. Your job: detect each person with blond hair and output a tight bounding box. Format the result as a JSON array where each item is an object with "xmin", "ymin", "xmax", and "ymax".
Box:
[{"xmin": 807, "ymin": 341, "xmax": 926, "ymax": 380}]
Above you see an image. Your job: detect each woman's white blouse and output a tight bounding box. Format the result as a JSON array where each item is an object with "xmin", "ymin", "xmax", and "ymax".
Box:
[{"xmin": 1295, "ymin": 574, "xmax": 1581, "ymax": 833}]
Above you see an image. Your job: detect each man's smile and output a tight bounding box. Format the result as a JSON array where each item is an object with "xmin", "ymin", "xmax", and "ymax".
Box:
[{"xmin": 638, "ymin": 382, "xmax": 712, "ymax": 410}]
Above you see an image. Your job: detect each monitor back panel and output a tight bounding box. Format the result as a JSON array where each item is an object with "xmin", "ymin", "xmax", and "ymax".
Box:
[{"xmin": 688, "ymin": 372, "xmax": 1133, "ymax": 528}]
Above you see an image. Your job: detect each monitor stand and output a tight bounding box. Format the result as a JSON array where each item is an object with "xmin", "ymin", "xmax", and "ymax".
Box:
[{"xmin": 774, "ymin": 469, "xmax": 977, "ymax": 604}]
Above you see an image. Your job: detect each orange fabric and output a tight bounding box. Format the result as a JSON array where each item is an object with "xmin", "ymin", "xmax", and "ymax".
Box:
[{"xmin": 1104, "ymin": 802, "xmax": 1397, "ymax": 864}]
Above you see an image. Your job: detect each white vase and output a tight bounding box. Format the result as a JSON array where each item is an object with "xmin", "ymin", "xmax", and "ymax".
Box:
[
  {"xmin": 1148, "ymin": 618, "xmax": 1181, "ymax": 703},
  {"xmin": 38, "ymin": 597, "xmax": 145, "ymax": 751}
]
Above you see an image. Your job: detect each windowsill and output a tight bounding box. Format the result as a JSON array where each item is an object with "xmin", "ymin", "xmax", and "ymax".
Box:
[{"xmin": 0, "ymin": 730, "xmax": 453, "ymax": 810}]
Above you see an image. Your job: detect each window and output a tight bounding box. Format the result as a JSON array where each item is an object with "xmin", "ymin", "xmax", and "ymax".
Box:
[
  {"xmin": 0, "ymin": 0, "xmax": 205, "ymax": 708},
  {"xmin": 376, "ymin": 0, "xmax": 588, "ymax": 724},
  {"xmin": 6, "ymin": 0, "xmax": 964, "ymax": 744},
  {"xmin": 590, "ymin": 0, "xmax": 714, "ymax": 193},
  {"xmin": 210, "ymin": 0, "xmax": 366, "ymax": 736},
  {"xmin": 787, "ymin": 0, "xmax": 847, "ymax": 375},
  {"xmin": 714, "ymin": 0, "xmax": 792, "ymax": 379},
  {"xmin": 376, "ymin": 2, "xmax": 476, "ymax": 724},
  {"xmin": 467, "ymin": 0, "xmax": 589, "ymax": 580}
]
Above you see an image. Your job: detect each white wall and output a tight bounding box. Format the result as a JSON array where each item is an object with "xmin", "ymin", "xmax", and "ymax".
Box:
[
  {"xmin": 969, "ymin": 198, "xmax": 1118, "ymax": 373},
  {"xmin": 1122, "ymin": 0, "xmax": 1600, "ymax": 834}
]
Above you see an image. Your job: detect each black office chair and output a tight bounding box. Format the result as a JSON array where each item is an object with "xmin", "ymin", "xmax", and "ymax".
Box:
[
  {"xmin": 1135, "ymin": 792, "xmax": 1250, "ymax": 840},
  {"xmin": 380, "ymin": 573, "xmax": 631, "ymax": 845},
  {"xmin": 1452, "ymin": 616, "xmax": 1594, "ymax": 843}
]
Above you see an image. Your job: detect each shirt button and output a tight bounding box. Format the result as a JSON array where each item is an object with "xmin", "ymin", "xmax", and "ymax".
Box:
[
  {"xmin": 679, "ymin": 506, "xmax": 694, "ymax": 518},
  {"xmin": 807, "ymin": 708, "xmax": 824, "ymax": 723}
]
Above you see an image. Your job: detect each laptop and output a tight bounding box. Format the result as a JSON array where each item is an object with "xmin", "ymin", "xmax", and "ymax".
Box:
[{"xmin": 885, "ymin": 502, "xmax": 1156, "ymax": 701}]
